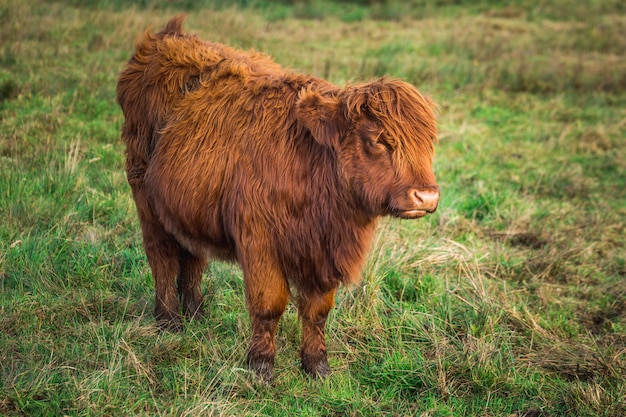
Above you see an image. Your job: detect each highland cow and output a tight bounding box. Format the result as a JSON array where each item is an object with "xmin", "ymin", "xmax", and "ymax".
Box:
[{"xmin": 117, "ymin": 16, "xmax": 439, "ymax": 380}]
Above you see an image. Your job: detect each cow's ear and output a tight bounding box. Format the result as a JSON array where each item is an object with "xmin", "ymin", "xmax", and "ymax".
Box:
[{"xmin": 296, "ymin": 88, "xmax": 344, "ymax": 148}]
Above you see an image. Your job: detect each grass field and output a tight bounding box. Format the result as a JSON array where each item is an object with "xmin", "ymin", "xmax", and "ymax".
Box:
[{"xmin": 1, "ymin": 0, "xmax": 625, "ymax": 415}]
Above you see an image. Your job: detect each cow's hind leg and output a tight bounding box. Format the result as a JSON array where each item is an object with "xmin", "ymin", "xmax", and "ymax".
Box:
[
  {"xmin": 298, "ymin": 289, "xmax": 336, "ymax": 378},
  {"xmin": 132, "ymin": 184, "xmax": 183, "ymax": 331},
  {"xmin": 143, "ymin": 231, "xmax": 207, "ymax": 329},
  {"xmin": 242, "ymin": 258, "xmax": 290, "ymax": 382},
  {"xmin": 143, "ymin": 229, "xmax": 183, "ymax": 331},
  {"xmin": 177, "ymin": 249, "xmax": 208, "ymax": 321}
]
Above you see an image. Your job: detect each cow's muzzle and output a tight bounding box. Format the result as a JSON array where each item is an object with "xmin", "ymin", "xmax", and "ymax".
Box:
[{"xmin": 396, "ymin": 187, "xmax": 440, "ymax": 219}]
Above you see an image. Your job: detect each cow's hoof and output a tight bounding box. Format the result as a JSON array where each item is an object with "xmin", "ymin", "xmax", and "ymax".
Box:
[
  {"xmin": 302, "ymin": 353, "xmax": 330, "ymax": 378},
  {"xmin": 248, "ymin": 358, "xmax": 273, "ymax": 382},
  {"xmin": 185, "ymin": 306, "xmax": 205, "ymax": 322},
  {"xmin": 155, "ymin": 313, "xmax": 183, "ymax": 333},
  {"xmin": 248, "ymin": 361, "xmax": 273, "ymax": 383}
]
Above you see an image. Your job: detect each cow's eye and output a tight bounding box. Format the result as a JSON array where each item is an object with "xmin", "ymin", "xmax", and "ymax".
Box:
[
  {"xmin": 374, "ymin": 132, "xmax": 394, "ymax": 153},
  {"xmin": 363, "ymin": 132, "xmax": 387, "ymax": 155},
  {"xmin": 379, "ymin": 138, "xmax": 394, "ymax": 154},
  {"xmin": 359, "ymin": 125, "xmax": 393, "ymax": 155}
]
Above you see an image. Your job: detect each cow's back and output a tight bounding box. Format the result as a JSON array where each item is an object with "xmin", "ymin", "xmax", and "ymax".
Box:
[{"xmin": 144, "ymin": 58, "xmax": 332, "ymax": 261}]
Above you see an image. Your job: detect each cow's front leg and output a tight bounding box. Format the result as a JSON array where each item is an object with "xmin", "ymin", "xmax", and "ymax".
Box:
[
  {"xmin": 298, "ymin": 288, "xmax": 336, "ymax": 378},
  {"xmin": 242, "ymin": 258, "xmax": 290, "ymax": 382}
]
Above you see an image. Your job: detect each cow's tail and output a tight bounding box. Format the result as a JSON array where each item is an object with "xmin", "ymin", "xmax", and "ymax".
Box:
[{"xmin": 116, "ymin": 15, "xmax": 191, "ymax": 185}]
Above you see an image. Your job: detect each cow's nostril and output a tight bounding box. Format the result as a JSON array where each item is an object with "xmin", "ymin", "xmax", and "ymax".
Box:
[
  {"xmin": 411, "ymin": 188, "xmax": 439, "ymax": 213},
  {"xmin": 412, "ymin": 189, "xmax": 424, "ymax": 205}
]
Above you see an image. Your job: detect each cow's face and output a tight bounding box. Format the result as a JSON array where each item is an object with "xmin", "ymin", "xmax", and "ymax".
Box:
[{"xmin": 297, "ymin": 79, "xmax": 439, "ymax": 219}]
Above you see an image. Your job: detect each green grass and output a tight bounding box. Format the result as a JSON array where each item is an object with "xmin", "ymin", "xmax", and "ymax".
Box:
[{"xmin": 1, "ymin": 0, "xmax": 625, "ymax": 415}]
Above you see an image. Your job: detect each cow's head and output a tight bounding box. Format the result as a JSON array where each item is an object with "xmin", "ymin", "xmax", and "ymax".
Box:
[{"xmin": 296, "ymin": 79, "xmax": 439, "ymax": 219}]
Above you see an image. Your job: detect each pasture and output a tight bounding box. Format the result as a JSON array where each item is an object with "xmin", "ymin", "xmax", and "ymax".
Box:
[{"xmin": 1, "ymin": 0, "xmax": 625, "ymax": 415}]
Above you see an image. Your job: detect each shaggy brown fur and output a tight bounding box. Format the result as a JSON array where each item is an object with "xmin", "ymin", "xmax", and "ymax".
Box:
[{"xmin": 117, "ymin": 15, "xmax": 439, "ymax": 380}]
